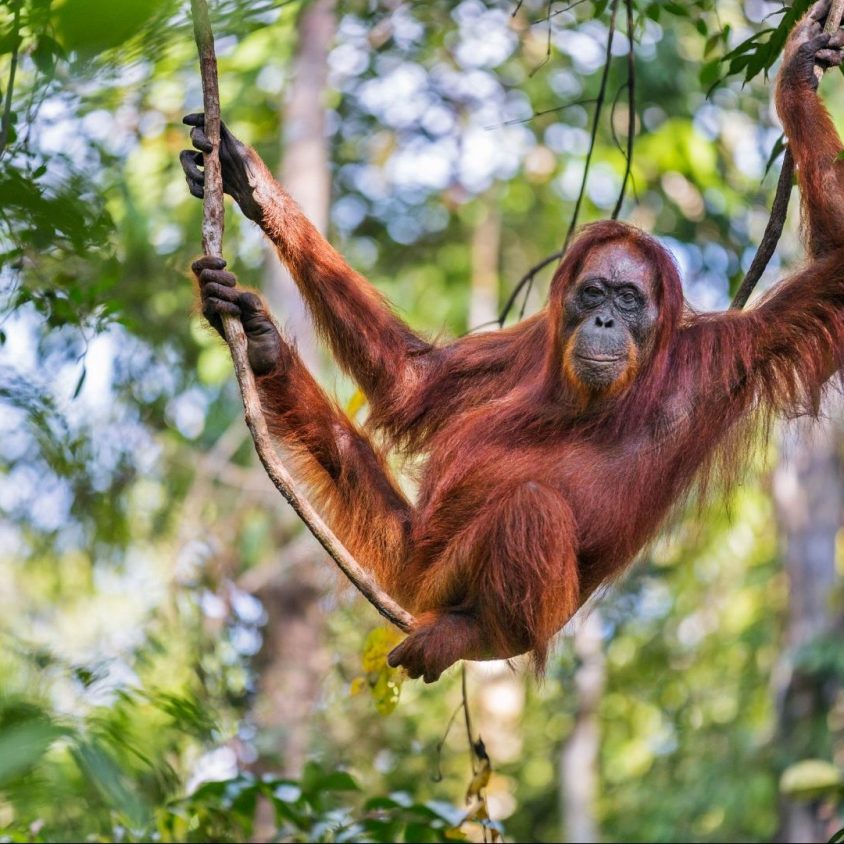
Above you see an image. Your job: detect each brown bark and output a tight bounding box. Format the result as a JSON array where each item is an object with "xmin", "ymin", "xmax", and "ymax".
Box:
[
  {"xmin": 189, "ymin": 0, "xmax": 414, "ymax": 646},
  {"xmin": 732, "ymin": 0, "xmax": 844, "ymax": 309},
  {"xmin": 247, "ymin": 3, "xmax": 341, "ymax": 838},
  {"xmin": 262, "ymin": 0, "xmax": 336, "ymax": 368},
  {"xmin": 560, "ymin": 610, "xmax": 605, "ymax": 844},
  {"xmin": 773, "ymin": 409, "xmax": 844, "ymax": 844},
  {"xmin": 249, "ymin": 0, "xmax": 337, "ymax": 785}
]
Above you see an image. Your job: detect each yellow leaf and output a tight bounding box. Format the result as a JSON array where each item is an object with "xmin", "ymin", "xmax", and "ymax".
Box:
[
  {"xmin": 358, "ymin": 628, "xmax": 405, "ymax": 715},
  {"xmin": 465, "ymin": 761, "xmax": 491, "ymax": 803},
  {"xmin": 349, "ymin": 676, "xmax": 366, "ymax": 697},
  {"xmin": 372, "ymin": 671, "xmax": 403, "ymax": 715},
  {"xmin": 463, "ymin": 798, "xmax": 489, "ymax": 822},
  {"xmin": 345, "ymin": 388, "xmax": 367, "ymax": 418},
  {"xmin": 780, "ymin": 759, "xmax": 844, "ymax": 798},
  {"xmin": 361, "ymin": 628, "xmax": 402, "ymax": 673}
]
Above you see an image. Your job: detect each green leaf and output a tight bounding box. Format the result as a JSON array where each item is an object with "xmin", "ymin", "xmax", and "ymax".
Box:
[
  {"xmin": 699, "ymin": 59, "xmax": 722, "ymax": 88},
  {"xmin": 0, "ymin": 29, "xmax": 22, "ymax": 55},
  {"xmin": 52, "ymin": 0, "xmax": 173, "ymax": 54},
  {"xmin": 72, "ymin": 366, "xmax": 86, "ymax": 399},
  {"xmin": 71, "ymin": 738, "xmax": 150, "ymax": 826},
  {"xmin": 319, "ymin": 771, "xmax": 360, "ymax": 792},
  {"xmin": 0, "ymin": 720, "xmax": 66, "ymax": 784},
  {"xmin": 404, "ymin": 821, "xmax": 441, "ymax": 843},
  {"xmin": 32, "ymin": 36, "xmax": 64, "ymax": 75},
  {"xmin": 704, "ymin": 32, "xmax": 720, "ymax": 58},
  {"xmin": 764, "ymin": 134, "xmax": 786, "ymax": 176}
]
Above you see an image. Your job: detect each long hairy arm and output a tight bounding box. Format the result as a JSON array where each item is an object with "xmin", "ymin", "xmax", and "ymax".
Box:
[
  {"xmin": 181, "ymin": 114, "xmax": 434, "ymax": 420},
  {"xmin": 680, "ymin": 2, "xmax": 844, "ymax": 421}
]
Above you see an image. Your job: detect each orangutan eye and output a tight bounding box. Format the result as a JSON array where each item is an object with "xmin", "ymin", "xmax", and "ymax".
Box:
[
  {"xmin": 581, "ymin": 284, "xmax": 604, "ymax": 305},
  {"xmin": 617, "ymin": 289, "xmax": 639, "ymax": 310}
]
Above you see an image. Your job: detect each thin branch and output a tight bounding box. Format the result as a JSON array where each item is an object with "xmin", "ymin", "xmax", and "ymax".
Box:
[
  {"xmin": 731, "ymin": 0, "xmax": 844, "ymax": 309},
  {"xmin": 0, "ymin": 0, "xmax": 22, "ymax": 159},
  {"xmin": 485, "ymin": 97, "xmax": 598, "ymax": 130},
  {"xmin": 498, "ymin": 248, "xmax": 564, "ymax": 326},
  {"xmin": 462, "ymin": 318, "xmax": 503, "ymax": 336},
  {"xmin": 432, "ymin": 701, "xmax": 464, "ymax": 782},
  {"xmin": 189, "ymin": 0, "xmax": 415, "ymax": 633},
  {"xmin": 529, "ymin": 0, "xmax": 555, "ymax": 77},
  {"xmin": 729, "ymin": 149, "xmax": 794, "ymax": 310},
  {"xmin": 608, "ymin": 81, "xmax": 626, "ymax": 154},
  {"xmin": 561, "ymin": 0, "xmax": 620, "ymax": 254},
  {"xmin": 498, "ymin": 1, "xmax": 621, "ymax": 325},
  {"xmin": 762, "ymin": 6, "xmax": 788, "ymax": 23},
  {"xmin": 190, "ymin": 0, "xmax": 224, "ymax": 259},
  {"xmin": 608, "ymin": 77, "xmax": 639, "ymax": 205},
  {"xmin": 461, "ymin": 667, "xmax": 493, "ymax": 844},
  {"xmin": 462, "ymin": 664, "xmax": 475, "ymax": 766},
  {"xmin": 532, "ymin": 0, "xmax": 591, "ymax": 25},
  {"xmin": 612, "ymin": 0, "xmax": 635, "ymax": 220},
  {"xmin": 518, "ymin": 273, "xmax": 536, "ymax": 321}
]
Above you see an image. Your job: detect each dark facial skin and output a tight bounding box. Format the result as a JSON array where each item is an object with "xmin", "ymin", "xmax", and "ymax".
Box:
[{"xmin": 561, "ymin": 242, "xmax": 659, "ymax": 392}]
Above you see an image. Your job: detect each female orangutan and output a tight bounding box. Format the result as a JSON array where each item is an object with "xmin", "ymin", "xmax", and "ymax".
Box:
[{"xmin": 180, "ymin": 1, "xmax": 844, "ymax": 682}]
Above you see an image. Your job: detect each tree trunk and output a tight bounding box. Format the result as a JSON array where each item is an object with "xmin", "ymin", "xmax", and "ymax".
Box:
[
  {"xmin": 773, "ymin": 411, "xmax": 844, "ymax": 844},
  {"xmin": 263, "ymin": 0, "xmax": 335, "ymax": 368},
  {"xmin": 560, "ymin": 610, "xmax": 605, "ymax": 844},
  {"xmin": 247, "ymin": 4, "xmax": 336, "ymax": 839},
  {"xmin": 468, "ymin": 196, "xmax": 501, "ymax": 331}
]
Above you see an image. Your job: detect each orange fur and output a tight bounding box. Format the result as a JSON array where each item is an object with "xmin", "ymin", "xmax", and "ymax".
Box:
[
  {"xmin": 561, "ymin": 330, "xmax": 640, "ymax": 402},
  {"xmin": 606, "ymin": 343, "xmax": 640, "ymax": 398},
  {"xmin": 562, "ymin": 336, "xmax": 592, "ymax": 408},
  {"xmin": 219, "ymin": 7, "xmax": 844, "ymax": 682}
]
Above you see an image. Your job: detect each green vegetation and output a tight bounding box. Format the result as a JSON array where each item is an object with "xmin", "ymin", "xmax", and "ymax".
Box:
[{"xmin": 1, "ymin": 1, "xmax": 843, "ymax": 841}]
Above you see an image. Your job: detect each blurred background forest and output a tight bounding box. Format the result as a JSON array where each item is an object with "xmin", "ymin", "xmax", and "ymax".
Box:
[{"xmin": 2, "ymin": 0, "xmax": 844, "ymax": 841}]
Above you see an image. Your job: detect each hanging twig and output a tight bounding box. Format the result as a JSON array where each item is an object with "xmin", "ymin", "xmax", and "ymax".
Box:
[
  {"xmin": 611, "ymin": 0, "xmax": 635, "ymax": 220},
  {"xmin": 432, "ymin": 701, "xmax": 464, "ymax": 782},
  {"xmin": 529, "ymin": 0, "xmax": 555, "ymax": 77},
  {"xmin": 462, "ymin": 664, "xmax": 475, "ymax": 762},
  {"xmin": 498, "ymin": 0, "xmax": 620, "ymax": 325},
  {"xmin": 532, "ymin": 0, "xmax": 591, "ymax": 25},
  {"xmin": 498, "ymin": 248, "xmax": 564, "ymax": 326},
  {"xmin": 485, "ymin": 97, "xmax": 598, "ymax": 130},
  {"xmin": 189, "ymin": 0, "xmax": 415, "ymax": 633},
  {"xmin": 560, "ymin": 0, "xmax": 620, "ymax": 254},
  {"xmin": 731, "ymin": 0, "xmax": 844, "ymax": 309}
]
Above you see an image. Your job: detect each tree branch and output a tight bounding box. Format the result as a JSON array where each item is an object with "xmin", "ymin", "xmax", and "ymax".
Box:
[
  {"xmin": 561, "ymin": 0, "xmax": 620, "ymax": 254},
  {"xmin": 731, "ymin": 0, "xmax": 844, "ymax": 309},
  {"xmin": 611, "ymin": 0, "xmax": 635, "ymax": 220},
  {"xmin": 498, "ymin": 248, "xmax": 563, "ymax": 326},
  {"xmin": 498, "ymin": 0, "xmax": 620, "ymax": 325},
  {"xmin": 0, "ymin": 0, "xmax": 22, "ymax": 160},
  {"xmin": 729, "ymin": 149, "xmax": 794, "ymax": 310},
  {"xmin": 189, "ymin": 0, "xmax": 415, "ymax": 633}
]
